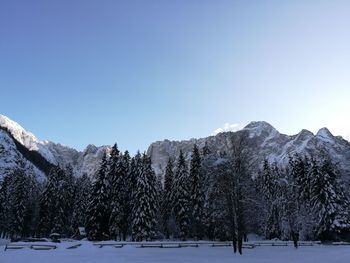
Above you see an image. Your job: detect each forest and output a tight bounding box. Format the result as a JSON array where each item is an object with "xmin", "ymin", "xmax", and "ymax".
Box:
[{"xmin": 1, "ymin": 132, "xmax": 350, "ymax": 254}]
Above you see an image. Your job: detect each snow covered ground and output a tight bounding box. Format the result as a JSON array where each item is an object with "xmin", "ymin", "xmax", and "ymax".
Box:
[{"xmin": 1, "ymin": 241, "xmax": 350, "ymax": 263}]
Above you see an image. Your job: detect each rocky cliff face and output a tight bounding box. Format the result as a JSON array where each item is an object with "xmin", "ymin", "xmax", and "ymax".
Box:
[
  {"xmin": 1, "ymin": 114, "xmax": 349, "ymax": 182},
  {"xmin": 0, "ymin": 114, "xmax": 110, "ymax": 179},
  {"xmin": 147, "ymin": 121, "xmax": 350, "ymax": 178}
]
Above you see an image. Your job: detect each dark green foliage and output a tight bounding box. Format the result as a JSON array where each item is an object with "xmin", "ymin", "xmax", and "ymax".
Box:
[
  {"xmin": 38, "ymin": 166, "xmax": 74, "ymax": 237},
  {"xmin": 189, "ymin": 144, "xmax": 203, "ymax": 239},
  {"xmin": 161, "ymin": 158, "xmax": 174, "ymax": 239},
  {"xmin": 132, "ymin": 154, "xmax": 158, "ymax": 241},
  {"xmin": 109, "ymin": 147, "xmax": 132, "ymax": 241},
  {"xmin": 310, "ymin": 158, "xmax": 350, "ymax": 240},
  {"xmin": 85, "ymin": 153, "xmax": 110, "ymax": 241},
  {"xmin": 71, "ymin": 173, "xmax": 91, "ymax": 231},
  {"xmin": 173, "ymin": 150, "xmax": 190, "ymax": 240}
]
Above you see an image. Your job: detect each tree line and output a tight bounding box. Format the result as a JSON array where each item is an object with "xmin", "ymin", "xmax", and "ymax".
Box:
[{"xmin": 1, "ymin": 133, "xmax": 350, "ymax": 254}]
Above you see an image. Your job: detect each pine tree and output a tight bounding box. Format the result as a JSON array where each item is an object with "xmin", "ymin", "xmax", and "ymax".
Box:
[
  {"xmin": 85, "ymin": 152, "xmax": 110, "ymax": 240},
  {"xmin": 161, "ymin": 158, "xmax": 174, "ymax": 239},
  {"xmin": 0, "ymin": 173, "xmax": 14, "ymax": 238},
  {"xmin": 201, "ymin": 142, "xmax": 211, "ymax": 156},
  {"xmin": 109, "ymin": 148, "xmax": 131, "ymax": 240},
  {"xmin": 120, "ymin": 151, "xmax": 132, "ymax": 240},
  {"xmin": 0, "ymin": 178, "xmax": 5, "ymax": 237},
  {"xmin": 71, "ymin": 173, "xmax": 91, "ymax": 231},
  {"xmin": 288, "ymin": 155, "xmax": 315, "ymax": 241},
  {"xmin": 189, "ymin": 144, "xmax": 203, "ymax": 239},
  {"xmin": 256, "ymin": 160, "xmax": 281, "ymax": 239},
  {"xmin": 173, "ymin": 150, "xmax": 190, "ymax": 240},
  {"xmin": 310, "ymin": 158, "xmax": 350, "ymax": 240},
  {"xmin": 132, "ymin": 154, "xmax": 158, "ymax": 241},
  {"xmin": 8, "ymin": 160, "xmax": 31, "ymax": 238},
  {"xmin": 38, "ymin": 166, "xmax": 72, "ymax": 237},
  {"xmin": 108, "ymin": 144, "xmax": 122, "ymax": 240}
]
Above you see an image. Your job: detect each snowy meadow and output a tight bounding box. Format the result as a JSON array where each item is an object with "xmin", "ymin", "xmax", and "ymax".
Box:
[{"xmin": 1, "ymin": 241, "xmax": 350, "ymax": 263}]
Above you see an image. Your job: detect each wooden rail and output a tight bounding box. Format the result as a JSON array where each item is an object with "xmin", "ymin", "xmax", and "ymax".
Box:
[{"xmin": 4, "ymin": 244, "xmax": 57, "ymax": 251}]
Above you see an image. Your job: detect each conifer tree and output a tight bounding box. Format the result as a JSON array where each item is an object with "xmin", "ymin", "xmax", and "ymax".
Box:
[
  {"xmin": 173, "ymin": 150, "xmax": 190, "ymax": 240},
  {"xmin": 38, "ymin": 166, "xmax": 72, "ymax": 237},
  {"xmin": 189, "ymin": 144, "xmax": 203, "ymax": 239},
  {"xmin": 310, "ymin": 158, "xmax": 350, "ymax": 240},
  {"xmin": 8, "ymin": 160, "xmax": 30, "ymax": 238},
  {"xmin": 71, "ymin": 173, "xmax": 91, "ymax": 231},
  {"xmin": 256, "ymin": 160, "xmax": 279, "ymax": 239},
  {"xmin": 0, "ymin": 178, "xmax": 6, "ymax": 237},
  {"xmin": 120, "ymin": 150, "xmax": 132, "ymax": 240},
  {"xmin": 108, "ymin": 144, "xmax": 122, "ymax": 240},
  {"xmin": 288, "ymin": 155, "xmax": 315, "ymax": 240},
  {"xmin": 86, "ymin": 152, "xmax": 110, "ymax": 240},
  {"xmin": 161, "ymin": 158, "xmax": 174, "ymax": 239},
  {"xmin": 109, "ymin": 148, "xmax": 131, "ymax": 240},
  {"xmin": 132, "ymin": 154, "xmax": 158, "ymax": 241}
]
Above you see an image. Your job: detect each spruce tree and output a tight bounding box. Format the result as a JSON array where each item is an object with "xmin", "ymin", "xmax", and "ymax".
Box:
[
  {"xmin": 71, "ymin": 173, "xmax": 91, "ymax": 231},
  {"xmin": 109, "ymin": 148, "xmax": 131, "ymax": 240},
  {"xmin": 173, "ymin": 150, "xmax": 190, "ymax": 240},
  {"xmin": 288, "ymin": 155, "xmax": 315, "ymax": 240},
  {"xmin": 310, "ymin": 158, "xmax": 350, "ymax": 240},
  {"xmin": 257, "ymin": 160, "xmax": 278, "ymax": 239},
  {"xmin": 132, "ymin": 154, "xmax": 158, "ymax": 241},
  {"xmin": 108, "ymin": 144, "xmax": 122, "ymax": 240},
  {"xmin": 120, "ymin": 150, "xmax": 132, "ymax": 240},
  {"xmin": 189, "ymin": 144, "xmax": 203, "ymax": 239},
  {"xmin": 8, "ymin": 160, "xmax": 30, "ymax": 238},
  {"xmin": 38, "ymin": 166, "xmax": 72, "ymax": 237},
  {"xmin": 161, "ymin": 158, "xmax": 174, "ymax": 239},
  {"xmin": 86, "ymin": 152, "xmax": 110, "ymax": 240}
]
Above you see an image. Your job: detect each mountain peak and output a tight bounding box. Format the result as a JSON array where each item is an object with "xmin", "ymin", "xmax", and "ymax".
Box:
[
  {"xmin": 243, "ymin": 121, "xmax": 278, "ymax": 133},
  {"xmin": 244, "ymin": 121, "xmax": 276, "ymax": 130},
  {"xmin": 0, "ymin": 114, "xmax": 57, "ymax": 164},
  {"xmin": 0, "ymin": 114, "xmax": 39, "ymax": 147},
  {"xmin": 316, "ymin": 127, "xmax": 333, "ymax": 138},
  {"xmin": 243, "ymin": 121, "xmax": 279, "ymax": 139}
]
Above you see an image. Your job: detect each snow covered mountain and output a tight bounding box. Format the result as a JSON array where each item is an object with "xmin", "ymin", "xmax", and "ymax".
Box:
[
  {"xmin": 1, "ymin": 114, "xmax": 349, "ymax": 182},
  {"xmin": 147, "ymin": 121, "xmax": 350, "ymax": 178},
  {"xmin": 0, "ymin": 114, "xmax": 110, "ymax": 180}
]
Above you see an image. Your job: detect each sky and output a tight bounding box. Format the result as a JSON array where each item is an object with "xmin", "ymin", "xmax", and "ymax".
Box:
[{"xmin": 0, "ymin": 0, "xmax": 349, "ymax": 153}]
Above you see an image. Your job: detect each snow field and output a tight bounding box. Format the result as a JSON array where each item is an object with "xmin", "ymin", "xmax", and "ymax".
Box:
[{"xmin": 1, "ymin": 241, "xmax": 350, "ymax": 263}]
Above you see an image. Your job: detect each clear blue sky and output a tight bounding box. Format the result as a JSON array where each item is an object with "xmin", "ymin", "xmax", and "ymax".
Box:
[{"xmin": 1, "ymin": 0, "xmax": 349, "ymax": 153}]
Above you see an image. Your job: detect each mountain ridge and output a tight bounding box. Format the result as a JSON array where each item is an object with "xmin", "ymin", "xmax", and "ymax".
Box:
[{"xmin": 0, "ymin": 115, "xmax": 349, "ymax": 181}]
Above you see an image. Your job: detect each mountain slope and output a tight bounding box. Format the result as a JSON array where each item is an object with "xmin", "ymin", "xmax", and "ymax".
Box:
[
  {"xmin": 0, "ymin": 115, "xmax": 110, "ymax": 179},
  {"xmin": 1, "ymin": 114, "xmax": 349, "ymax": 183},
  {"xmin": 148, "ymin": 121, "xmax": 350, "ymax": 177}
]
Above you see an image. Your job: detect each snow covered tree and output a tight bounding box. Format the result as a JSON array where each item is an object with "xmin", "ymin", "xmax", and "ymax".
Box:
[
  {"xmin": 288, "ymin": 155, "xmax": 316, "ymax": 241},
  {"xmin": 310, "ymin": 158, "xmax": 350, "ymax": 240},
  {"xmin": 189, "ymin": 144, "xmax": 203, "ymax": 239},
  {"xmin": 256, "ymin": 160, "xmax": 282, "ymax": 240},
  {"xmin": 132, "ymin": 154, "xmax": 158, "ymax": 241},
  {"xmin": 0, "ymin": 160, "xmax": 40, "ymax": 238},
  {"xmin": 203, "ymin": 162, "xmax": 231, "ymax": 241},
  {"xmin": 37, "ymin": 166, "xmax": 73, "ymax": 237},
  {"xmin": 108, "ymin": 144, "xmax": 122, "ymax": 240},
  {"xmin": 6, "ymin": 160, "xmax": 33, "ymax": 238},
  {"xmin": 120, "ymin": 151, "xmax": 133, "ymax": 239},
  {"xmin": 201, "ymin": 142, "xmax": 211, "ymax": 156},
  {"xmin": 85, "ymin": 152, "xmax": 110, "ymax": 240},
  {"xmin": 173, "ymin": 150, "xmax": 190, "ymax": 240},
  {"xmin": 109, "ymin": 147, "xmax": 132, "ymax": 240},
  {"xmin": 71, "ymin": 173, "xmax": 91, "ymax": 231},
  {"xmin": 0, "ymin": 177, "xmax": 6, "ymax": 237},
  {"xmin": 161, "ymin": 158, "xmax": 175, "ymax": 239},
  {"xmin": 225, "ymin": 133, "xmax": 253, "ymax": 254}
]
